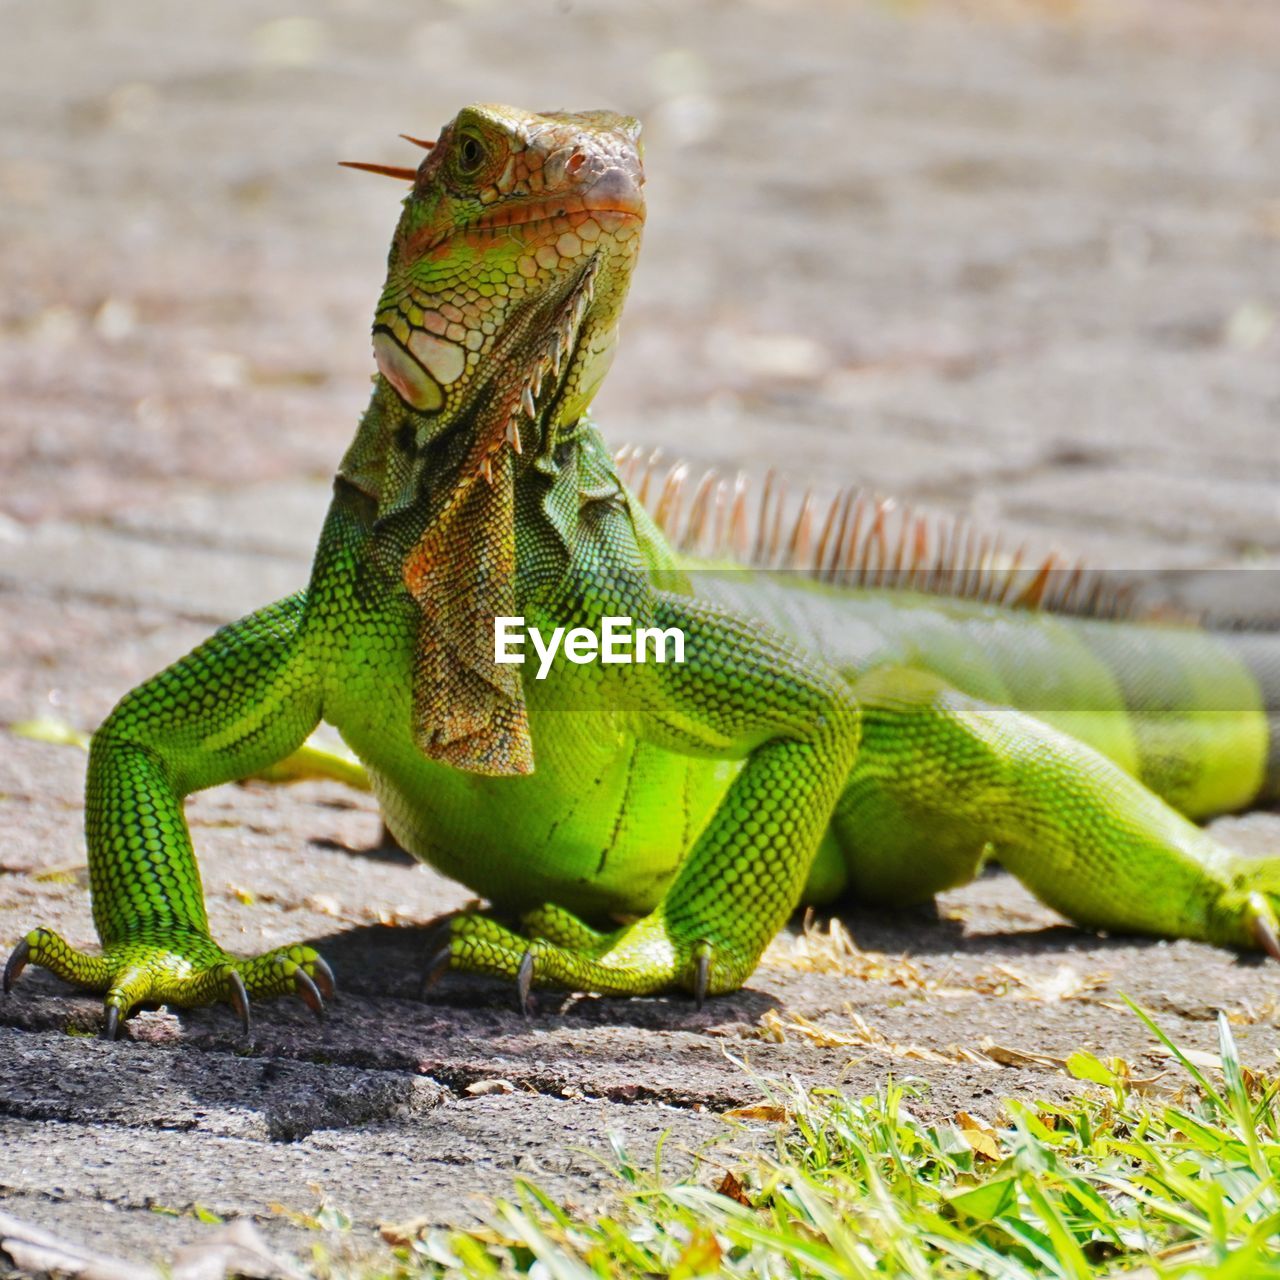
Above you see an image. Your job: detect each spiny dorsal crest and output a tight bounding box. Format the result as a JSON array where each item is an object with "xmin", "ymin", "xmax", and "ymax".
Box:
[{"xmin": 614, "ymin": 445, "xmax": 1141, "ymax": 621}]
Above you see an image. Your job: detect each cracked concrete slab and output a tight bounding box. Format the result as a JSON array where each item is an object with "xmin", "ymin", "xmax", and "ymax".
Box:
[
  {"xmin": 3, "ymin": 0, "xmax": 1280, "ymax": 1273},
  {"xmin": 0, "ymin": 1029, "xmax": 449, "ymax": 1142}
]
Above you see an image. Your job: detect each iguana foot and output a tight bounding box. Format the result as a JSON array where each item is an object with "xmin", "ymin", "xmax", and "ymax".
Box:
[
  {"xmin": 1199, "ymin": 852, "xmax": 1280, "ymax": 962},
  {"xmin": 423, "ymin": 905, "xmax": 746, "ymax": 1012},
  {"xmin": 3, "ymin": 926, "xmax": 334, "ymax": 1039}
]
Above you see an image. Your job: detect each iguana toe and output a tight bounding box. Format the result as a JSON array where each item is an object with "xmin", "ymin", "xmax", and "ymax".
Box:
[
  {"xmin": 692, "ymin": 941, "xmax": 712, "ymax": 1011},
  {"xmin": 420, "ymin": 944, "xmax": 453, "ymax": 996},
  {"xmin": 3, "ymin": 936, "xmax": 31, "ymax": 994},
  {"xmin": 227, "ymin": 968, "xmax": 252, "ymax": 1033},
  {"xmin": 518, "ymin": 903, "xmax": 613, "ymax": 953},
  {"xmin": 292, "ymin": 965, "xmax": 326, "ymax": 1019},
  {"xmin": 6, "ymin": 927, "xmax": 114, "ymax": 995},
  {"xmin": 516, "ymin": 947, "xmax": 537, "ymax": 1016},
  {"xmin": 1244, "ymin": 891, "xmax": 1280, "ymax": 961}
]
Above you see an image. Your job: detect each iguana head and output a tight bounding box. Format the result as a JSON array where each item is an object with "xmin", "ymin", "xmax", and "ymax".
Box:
[
  {"xmin": 355, "ymin": 103, "xmax": 644, "ymax": 490},
  {"xmin": 338, "ymin": 104, "xmax": 644, "ymax": 776}
]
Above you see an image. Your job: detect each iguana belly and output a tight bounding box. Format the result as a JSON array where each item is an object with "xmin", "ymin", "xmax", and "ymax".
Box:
[{"xmin": 339, "ymin": 689, "xmax": 739, "ymax": 922}]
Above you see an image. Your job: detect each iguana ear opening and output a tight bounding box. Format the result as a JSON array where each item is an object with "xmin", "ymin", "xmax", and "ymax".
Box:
[{"xmin": 402, "ymin": 450, "xmax": 534, "ymax": 776}]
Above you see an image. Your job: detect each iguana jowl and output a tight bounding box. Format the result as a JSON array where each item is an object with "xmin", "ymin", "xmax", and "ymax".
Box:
[{"xmin": 9, "ymin": 103, "xmax": 1280, "ymax": 1038}]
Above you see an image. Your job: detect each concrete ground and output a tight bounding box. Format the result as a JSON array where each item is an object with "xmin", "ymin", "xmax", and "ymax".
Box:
[{"xmin": 2, "ymin": 0, "xmax": 1279, "ymax": 1272}]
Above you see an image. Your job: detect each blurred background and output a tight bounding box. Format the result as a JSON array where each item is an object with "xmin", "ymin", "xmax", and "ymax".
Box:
[{"xmin": 1, "ymin": 0, "xmax": 1279, "ymax": 732}]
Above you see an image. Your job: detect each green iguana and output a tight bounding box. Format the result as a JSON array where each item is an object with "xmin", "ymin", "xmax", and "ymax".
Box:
[{"xmin": 9, "ymin": 103, "xmax": 1280, "ymax": 1039}]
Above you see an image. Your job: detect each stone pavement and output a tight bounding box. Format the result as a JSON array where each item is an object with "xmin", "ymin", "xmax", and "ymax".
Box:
[{"xmin": 1, "ymin": 0, "xmax": 1279, "ymax": 1271}]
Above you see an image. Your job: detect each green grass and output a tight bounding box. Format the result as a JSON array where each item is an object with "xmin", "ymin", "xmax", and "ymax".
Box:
[{"xmin": 314, "ymin": 1005, "xmax": 1280, "ymax": 1279}]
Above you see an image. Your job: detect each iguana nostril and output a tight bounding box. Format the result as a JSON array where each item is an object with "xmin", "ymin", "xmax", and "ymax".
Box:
[
  {"xmin": 582, "ymin": 163, "xmax": 644, "ymax": 217},
  {"xmin": 566, "ymin": 151, "xmax": 586, "ymax": 175}
]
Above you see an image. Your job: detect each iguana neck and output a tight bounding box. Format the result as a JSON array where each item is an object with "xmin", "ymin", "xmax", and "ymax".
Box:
[{"xmin": 337, "ymin": 378, "xmax": 592, "ymax": 550}]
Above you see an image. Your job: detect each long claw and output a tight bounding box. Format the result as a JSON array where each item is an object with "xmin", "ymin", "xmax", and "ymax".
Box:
[
  {"xmin": 293, "ymin": 968, "xmax": 325, "ymax": 1020},
  {"xmin": 3, "ymin": 937, "xmax": 30, "ymax": 994},
  {"xmin": 693, "ymin": 944, "xmax": 711, "ymax": 1011},
  {"xmin": 516, "ymin": 948, "xmax": 535, "ymax": 1018},
  {"xmin": 102, "ymin": 1005, "xmax": 120, "ymax": 1041},
  {"xmin": 227, "ymin": 969, "xmax": 251, "ymax": 1035},
  {"xmin": 419, "ymin": 915, "xmax": 457, "ymax": 996},
  {"xmin": 311, "ymin": 955, "xmax": 336, "ymax": 1000},
  {"xmin": 419, "ymin": 944, "xmax": 452, "ymax": 997},
  {"xmin": 1248, "ymin": 892, "xmax": 1280, "ymax": 962}
]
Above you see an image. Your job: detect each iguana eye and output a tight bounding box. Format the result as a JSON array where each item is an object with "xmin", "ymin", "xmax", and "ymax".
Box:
[{"xmin": 456, "ymin": 132, "xmax": 486, "ymax": 176}]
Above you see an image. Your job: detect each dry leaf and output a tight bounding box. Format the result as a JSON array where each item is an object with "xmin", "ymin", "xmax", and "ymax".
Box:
[
  {"xmin": 979, "ymin": 1041, "xmax": 1067, "ymax": 1071},
  {"xmin": 1222, "ymin": 998, "xmax": 1280, "ymax": 1026},
  {"xmin": 972, "ymin": 963, "xmax": 1110, "ymax": 1002},
  {"xmin": 465, "ymin": 1079, "xmax": 515, "ymax": 1096},
  {"xmin": 170, "ymin": 1220, "xmax": 308, "ymax": 1280},
  {"xmin": 955, "ymin": 1111, "xmax": 1003, "ymax": 1161},
  {"xmin": 672, "ymin": 1227, "xmax": 723, "ymax": 1276},
  {"xmin": 379, "ymin": 1217, "xmax": 429, "ymax": 1246},
  {"xmin": 761, "ymin": 915, "xmax": 934, "ymax": 989},
  {"xmin": 1148, "ymin": 1046, "xmax": 1223, "ymax": 1071},
  {"xmin": 724, "ymin": 1104, "xmax": 790, "ymax": 1123},
  {"xmin": 715, "ymin": 1171, "xmax": 752, "ymax": 1207},
  {"xmin": 755, "ymin": 1008, "xmax": 999, "ymax": 1068}
]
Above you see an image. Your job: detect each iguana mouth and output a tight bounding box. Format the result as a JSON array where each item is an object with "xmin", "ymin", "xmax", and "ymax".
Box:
[
  {"xmin": 465, "ymin": 199, "xmax": 643, "ymax": 239},
  {"xmin": 436, "ymin": 159, "xmax": 645, "ymax": 246},
  {"xmin": 404, "ymin": 199, "xmax": 641, "ymax": 259}
]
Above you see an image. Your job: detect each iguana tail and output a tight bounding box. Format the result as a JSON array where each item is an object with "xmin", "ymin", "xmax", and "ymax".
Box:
[{"xmin": 1221, "ymin": 629, "xmax": 1280, "ymax": 804}]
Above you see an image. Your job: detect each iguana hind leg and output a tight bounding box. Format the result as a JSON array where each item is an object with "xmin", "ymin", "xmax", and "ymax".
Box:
[
  {"xmin": 834, "ymin": 666, "xmax": 1279, "ymax": 953},
  {"xmin": 4, "ymin": 595, "xmax": 335, "ymax": 1036}
]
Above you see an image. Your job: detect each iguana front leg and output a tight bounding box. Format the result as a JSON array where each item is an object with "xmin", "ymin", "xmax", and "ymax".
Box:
[
  {"xmin": 435, "ymin": 595, "xmax": 861, "ymax": 1003},
  {"xmin": 4, "ymin": 595, "xmax": 334, "ymax": 1037}
]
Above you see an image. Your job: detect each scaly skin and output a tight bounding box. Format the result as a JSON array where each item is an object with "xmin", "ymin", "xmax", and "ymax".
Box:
[{"xmin": 8, "ymin": 103, "xmax": 1280, "ymax": 1038}]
